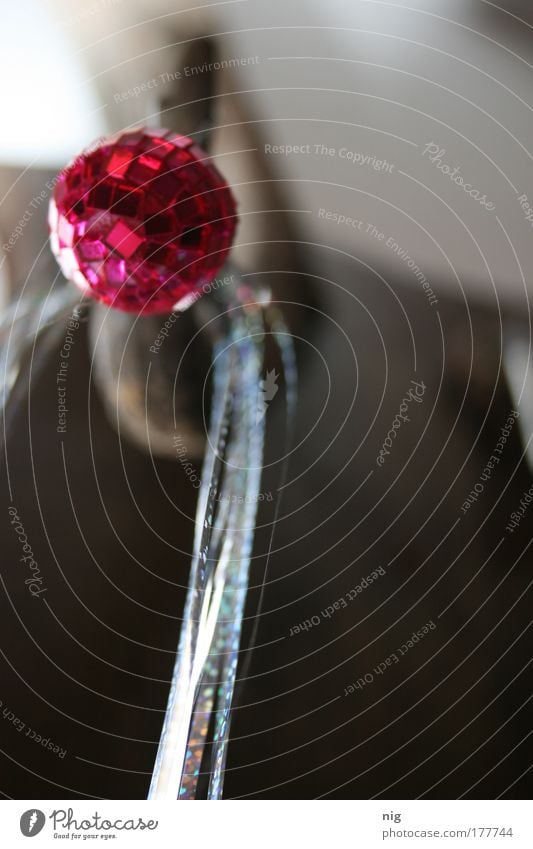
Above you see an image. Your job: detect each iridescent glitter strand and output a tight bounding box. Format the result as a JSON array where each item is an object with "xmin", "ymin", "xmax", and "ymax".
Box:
[
  {"xmin": 207, "ymin": 316, "xmax": 265, "ymax": 799},
  {"xmin": 148, "ymin": 331, "xmax": 234, "ymax": 799},
  {"xmin": 207, "ymin": 304, "xmax": 298, "ymax": 799},
  {"xmin": 178, "ymin": 308, "xmax": 264, "ymax": 800},
  {"xmin": 148, "ymin": 271, "xmax": 304, "ymax": 800},
  {"xmin": 149, "ymin": 282, "xmax": 269, "ymax": 799}
]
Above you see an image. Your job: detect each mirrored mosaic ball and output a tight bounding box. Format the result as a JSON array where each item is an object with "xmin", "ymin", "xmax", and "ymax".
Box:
[{"xmin": 49, "ymin": 128, "xmax": 238, "ymax": 314}]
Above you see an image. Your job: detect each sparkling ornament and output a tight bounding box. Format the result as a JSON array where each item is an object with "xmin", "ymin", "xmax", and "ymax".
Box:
[
  {"xmin": 45, "ymin": 128, "xmax": 296, "ymax": 799},
  {"xmin": 48, "ymin": 128, "xmax": 237, "ymax": 314}
]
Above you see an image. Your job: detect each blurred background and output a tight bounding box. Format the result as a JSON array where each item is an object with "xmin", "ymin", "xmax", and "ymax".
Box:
[{"xmin": 0, "ymin": 0, "xmax": 532, "ymax": 800}]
